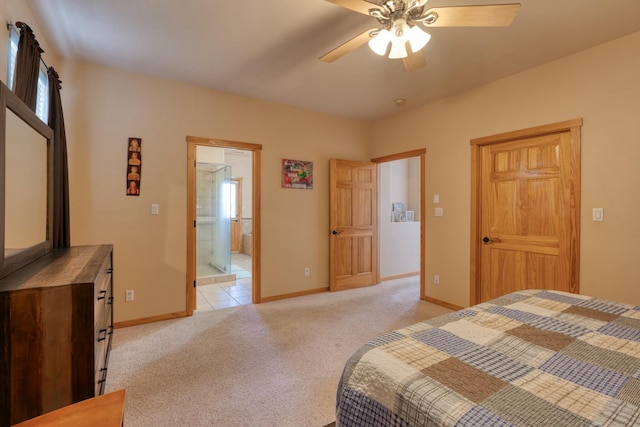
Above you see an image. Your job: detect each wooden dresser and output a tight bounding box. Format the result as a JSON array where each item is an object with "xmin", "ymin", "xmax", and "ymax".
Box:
[{"xmin": 0, "ymin": 245, "xmax": 114, "ymax": 427}]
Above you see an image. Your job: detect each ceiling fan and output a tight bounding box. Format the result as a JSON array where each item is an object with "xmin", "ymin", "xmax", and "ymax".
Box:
[{"xmin": 320, "ymin": 0, "xmax": 521, "ymax": 72}]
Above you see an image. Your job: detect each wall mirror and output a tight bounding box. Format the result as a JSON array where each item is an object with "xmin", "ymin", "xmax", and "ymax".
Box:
[{"xmin": 0, "ymin": 81, "xmax": 53, "ymax": 279}]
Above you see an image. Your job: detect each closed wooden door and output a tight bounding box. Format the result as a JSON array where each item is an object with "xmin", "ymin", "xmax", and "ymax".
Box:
[
  {"xmin": 471, "ymin": 120, "xmax": 581, "ymax": 303},
  {"xmin": 329, "ymin": 159, "xmax": 378, "ymax": 291}
]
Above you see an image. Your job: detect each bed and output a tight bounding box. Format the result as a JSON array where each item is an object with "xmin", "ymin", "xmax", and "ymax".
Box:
[{"xmin": 336, "ymin": 290, "xmax": 640, "ymax": 426}]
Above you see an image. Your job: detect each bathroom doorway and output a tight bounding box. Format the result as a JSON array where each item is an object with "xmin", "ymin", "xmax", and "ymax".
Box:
[{"xmin": 186, "ymin": 137, "xmax": 262, "ymax": 316}]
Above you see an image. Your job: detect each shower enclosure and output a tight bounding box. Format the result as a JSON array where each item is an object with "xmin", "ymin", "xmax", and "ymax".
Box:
[{"xmin": 196, "ymin": 163, "xmax": 233, "ymax": 280}]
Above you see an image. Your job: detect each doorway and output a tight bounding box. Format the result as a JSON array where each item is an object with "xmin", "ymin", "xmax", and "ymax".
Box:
[
  {"xmin": 186, "ymin": 137, "xmax": 262, "ymax": 316},
  {"xmin": 372, "ymin": 149, "xmax": 426, "ymax": 299}
]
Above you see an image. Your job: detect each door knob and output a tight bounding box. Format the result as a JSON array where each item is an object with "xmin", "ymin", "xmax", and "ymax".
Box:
[
  {"xmin": 482, "ymin": 236, "xmax": 502, "ymax": 244},
  {"xmin": 331, "ymin": 230, "xmax": 342, "ymax": 235}
]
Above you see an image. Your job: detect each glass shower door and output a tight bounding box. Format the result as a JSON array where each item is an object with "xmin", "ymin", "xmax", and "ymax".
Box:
[
  {"xmin": 211, "ymin": 165, "xmax": 232, "ymax": 274},
  {"xmin": 196, "ymin": 163, "xmax": 232, "ymax": 279}
]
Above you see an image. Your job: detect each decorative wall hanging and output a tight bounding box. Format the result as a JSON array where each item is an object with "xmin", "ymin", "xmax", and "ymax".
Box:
[
  {"xmin": 281, "ymin": 159, "xmax": 313, "ymax": 189},
  {"xmin": 126, "ymin": 137, "xmax": 142, "ymax": 196},
  {"xmin": 392, "ymin": 202, "xmax": 405, "ymax": 222}
]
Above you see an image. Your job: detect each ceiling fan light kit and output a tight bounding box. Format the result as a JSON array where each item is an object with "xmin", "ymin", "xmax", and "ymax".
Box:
[
  {"xmin": 369, "ymin": 19, "xmax": 432, "ymax": 59},
  {"xmin": 321, "ymin": 0, "xmax": 521, "ymax": 73}
]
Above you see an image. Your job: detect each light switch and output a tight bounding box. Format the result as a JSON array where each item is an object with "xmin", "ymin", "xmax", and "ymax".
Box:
[
  {"xmin": 434, "ymin": 194, "xmax": 440, "ymax": 204},
  {"xmin": 151, "ymin": 204, "xmax": 159, "ymax": 215},
  {"xmin": 592, "ymin": 208, "xmax": 603, "ymax": 222},
  {"xmin": 435, "ymin": 207, "xmax": 444, "ymax": 217}
]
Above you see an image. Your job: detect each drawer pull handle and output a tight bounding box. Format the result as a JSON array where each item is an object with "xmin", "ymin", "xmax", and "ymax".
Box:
[
  {"xmin": 97, "ymin": 290, "xmax": 107, "ymax": 300},
  {"xmin": 106, "ymin": 267, "xmax": 113, "ymax": 274},
  {"xmin": 109, "ymin": 326, "xmax": 114, "ymax": 335},
  {"xmin": 98, "ymin": 328, "xmax": 108, "ymax": 341},
  {"xmin": 108, "ymin": 296, "xmax": 114, "ymax": 304}
]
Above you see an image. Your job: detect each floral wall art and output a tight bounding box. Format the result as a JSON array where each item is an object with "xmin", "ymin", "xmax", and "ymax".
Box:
[{"xmin": 281, "ymin": 159, "xmax": 313, "ymax": 190}]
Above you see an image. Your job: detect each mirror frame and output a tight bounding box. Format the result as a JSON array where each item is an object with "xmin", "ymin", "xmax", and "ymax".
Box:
[{"xmin": 0, "ymin": 80, "xmax": 54, "ymax": 279}]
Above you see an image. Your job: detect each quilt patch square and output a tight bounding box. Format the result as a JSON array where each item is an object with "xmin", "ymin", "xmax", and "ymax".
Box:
[
  {"xmin": 422, "ymin": 358, "xmax": 508, "ymax": 404},
  {"xmin": 483, "ymin": 385, "xmax": 592, "ymax": 427},
  {"xmin": 541, "ymin": 353, "xmax": 628, "ymax": 396},
  {"xmin": 507, "ymin": 323, "xmax": 575, "ymax": 351},
  {"xmin": 617, "ymin": 378, "xmax": 640, "ymax": 406},
  {"xmin": 563, "ymin": 305, "xmax": 620, "ymax": 322},
  {"xmin": 562, "ymin": 339, "xmax": 640, "ymax": 376},
  {"xmin": 379, "ymin": 337, "xmax": 448, "ymax": 370},
  {"xmin": 413, "ymin": 328, "xmax": 478, "ymax": 357},
  {"xmin": 512, "ymin": 370, "xmax": 611, "ymax": 420}
]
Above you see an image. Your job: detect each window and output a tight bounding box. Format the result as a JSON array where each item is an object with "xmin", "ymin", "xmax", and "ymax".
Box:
[
  {"xmin": 35, "ymin": 67, "xmax": 49, "ymax": 122},
  {"xmin": 6, "ymin": 27, "xmax": 49, "ymax": 123},
  {"xmin": 6, "ymin": 28, "xmax": 18, "ymax": 89}
]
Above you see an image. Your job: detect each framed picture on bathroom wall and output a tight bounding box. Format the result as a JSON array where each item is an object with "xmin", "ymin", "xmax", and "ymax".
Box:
[
  {"xmin": 126, "ymin": 137, "xmax": 142, "ymax": 196},
  {"xmin": 281, "ymin": 159, "xmax": 313, "ymax": 189}
]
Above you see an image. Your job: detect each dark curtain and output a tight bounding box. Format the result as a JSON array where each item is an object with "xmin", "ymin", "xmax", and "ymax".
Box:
[
  {"xmin": 48, "ymin": 67, "xmax": 71, "ymax": 248},
  {"xmin": 13, "ymin": 22, "xmax": 43, "ymax": 111}
]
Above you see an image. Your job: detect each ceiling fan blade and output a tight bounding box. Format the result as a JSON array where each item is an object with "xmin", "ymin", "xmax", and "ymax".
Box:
[
  {"xmin": 402, "ymin": 49, "xmax": 426, "ymax": 73},
  {"xmin": 325, "ymin": 0, "xmax": 380, "ymax": 15},
  {"xmin": 320, "ymin": 29, "xmax": 375, "ymax": 63},
  {"xmin": 424, "ymin": 4, "xmax": 521, "ymax": 27}
]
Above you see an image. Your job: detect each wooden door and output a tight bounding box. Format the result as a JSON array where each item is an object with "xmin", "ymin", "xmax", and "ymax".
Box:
[
  {"xmin": 471, "ymin": 120, "xmax": 581, "ymax": 303},
  {"xmin": 329, "ymin": 159, "xmax": 378, "ymax": 291}
]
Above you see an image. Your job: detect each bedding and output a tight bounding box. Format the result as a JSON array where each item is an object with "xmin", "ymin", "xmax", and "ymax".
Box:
[{"xmin": 336, "ymin": 290, "xmax": 640, "ymax": 426}]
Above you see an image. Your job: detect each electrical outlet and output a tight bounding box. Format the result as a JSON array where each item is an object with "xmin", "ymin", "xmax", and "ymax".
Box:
[
  {"xmin": 434, "ymin": 275, "xmax": 440, "ymax": 285},
  {"xmin": 125, "ymin": 290, "xmax": 134, "ymax": 302},
  {"xmin": 304, "ymin": 268, "xmax": 310, "ymax": 277}
]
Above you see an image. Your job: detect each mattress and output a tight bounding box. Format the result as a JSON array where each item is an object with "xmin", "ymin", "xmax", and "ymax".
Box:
[{"xmin": 336, "ymin": 290, "xmax": 640, "ymax": 426}]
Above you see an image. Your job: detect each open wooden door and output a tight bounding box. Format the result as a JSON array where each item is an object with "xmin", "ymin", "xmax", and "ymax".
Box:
[
  {"xmin": 329, "ymin": 159, "xmax": 378, "ymax": 291},
  {"xmin": 471, "ymin": 119, "xmax": 581, "ymax": 303}
]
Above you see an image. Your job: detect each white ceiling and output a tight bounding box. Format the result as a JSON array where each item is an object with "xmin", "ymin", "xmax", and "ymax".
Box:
[{"xmin": 26, "ymin": 0, "xmax": 640, "ymax": 121}]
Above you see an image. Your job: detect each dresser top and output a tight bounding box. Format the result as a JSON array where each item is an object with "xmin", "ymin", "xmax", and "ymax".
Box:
[{"xmin": 0, "ymin": 245, "xmax": 112, "ymax": 292}]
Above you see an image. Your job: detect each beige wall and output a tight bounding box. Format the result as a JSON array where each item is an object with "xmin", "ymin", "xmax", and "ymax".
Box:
[
  {"xmin": 372, "ymin": 31, "xmax": 640, "ymax": 307},
  {"xmin": 57, "ymin": 61, "xmax": 370, "ymax": 322}
]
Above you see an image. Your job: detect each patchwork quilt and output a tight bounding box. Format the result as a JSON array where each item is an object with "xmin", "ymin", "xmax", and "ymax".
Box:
[{"xmin": 336, "ymin": 290, "xmax": 640, "ymax": 426}]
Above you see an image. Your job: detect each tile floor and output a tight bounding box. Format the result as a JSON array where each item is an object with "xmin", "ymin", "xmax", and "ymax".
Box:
[{"xmin": 196, "ymin": 253, "xmax": 252, "ymax": 312}]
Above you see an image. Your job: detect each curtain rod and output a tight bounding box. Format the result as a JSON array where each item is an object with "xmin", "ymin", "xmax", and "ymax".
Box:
[{"xmin": 6, "ymin": 21, "xmax": 49, "ymax": 70}]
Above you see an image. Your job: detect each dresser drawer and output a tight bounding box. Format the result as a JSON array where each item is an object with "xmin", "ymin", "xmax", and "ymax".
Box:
[
  {"xmin": 95, "ymin": 329, "xmax": 112, "ymax": 395},
  {"xmin": 95, "ymin": 278, "xmax": 113, "ymax": 332},
  {"xmin": 94, "ymin": 253, "xmax": 113, "ymax": 308}
]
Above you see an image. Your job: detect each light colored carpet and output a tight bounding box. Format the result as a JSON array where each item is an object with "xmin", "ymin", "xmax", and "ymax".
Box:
[{"xmin": 105, "ymin": 277, "xmax": 452, "ymax": 426}]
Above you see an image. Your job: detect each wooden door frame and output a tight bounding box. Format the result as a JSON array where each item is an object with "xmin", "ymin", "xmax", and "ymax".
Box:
[
  {"xmin": 371, "ymin": 149, "xmax": 426, "ymax": 300},
  {"xmin": 469, "ymin": 119, "xmax": 582, "ymax": 305},
  {"xmin": 186, "ymin": 136, "xmax": 262, "ymax": 316}
]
